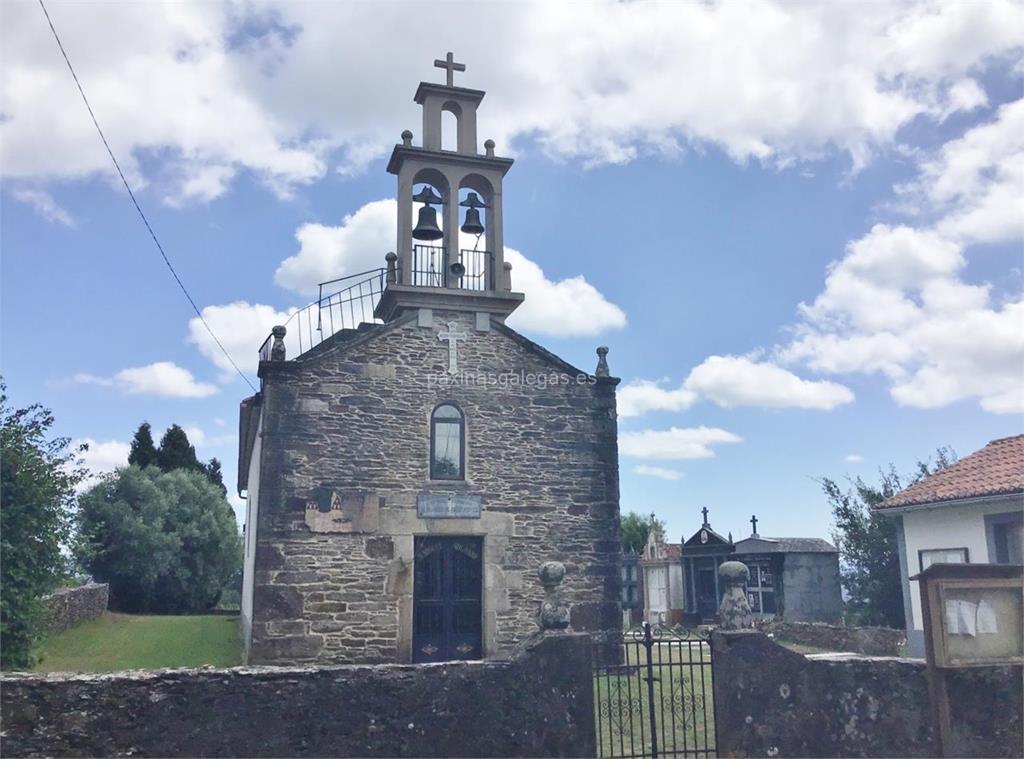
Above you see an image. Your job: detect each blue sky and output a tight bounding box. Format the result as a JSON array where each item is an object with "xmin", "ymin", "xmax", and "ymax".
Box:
[{"xmin": 2, "ymin": 1, "xmax": 1022, "ymax": 545}]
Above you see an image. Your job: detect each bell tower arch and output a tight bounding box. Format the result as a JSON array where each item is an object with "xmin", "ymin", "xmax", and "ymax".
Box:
[{"xmin": 380, "ymin": 53, "xmax": 522, "ymax": 322}]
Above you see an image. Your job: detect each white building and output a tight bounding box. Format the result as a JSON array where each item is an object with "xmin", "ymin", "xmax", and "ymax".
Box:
[
  {"xmin": 876, "ymin": 435, "xmax": 1023, "ymax": 657},
  {"xmin": 640, "ymin": 530, "xmax": 685, "ymax": 625}
]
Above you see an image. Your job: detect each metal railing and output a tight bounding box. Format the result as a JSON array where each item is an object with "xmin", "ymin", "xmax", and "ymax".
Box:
[
  {"xmin": 411, "ymin": 245, "xmax": 494, "ymax": 290},
  {"xmin": 411, "ymin": 244, "xmax": 446, "ymax": 287},
  {"xmin": 258, "ymin": 268, "xmax": 385, "ymax": 363},
  {"xmin": 458, "ymin": 248, "xmax": 495, "ymax": 291}
]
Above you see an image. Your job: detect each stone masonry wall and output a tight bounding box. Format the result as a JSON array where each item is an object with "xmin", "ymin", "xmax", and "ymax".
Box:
[
  {"xmin": 42, "ymin": 583, "xmax": 108, "ymax": 633},
  {"xmin": 1, "ymin": 632, "xmax": 595, "ymax": 758},
  {"xmin": 713, "ymin": 630, "xmax": 1023, "ymax": 758},
  {"xmin": 251, "ymin": 310, "xmax": 621, "ymax": 664},
  {"xmin": 758, "ymin": 619, "xmax": 906, "ymax": 656}
]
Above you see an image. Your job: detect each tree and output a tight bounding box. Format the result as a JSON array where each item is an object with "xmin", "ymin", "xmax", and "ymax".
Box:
[
  {"xmin": 127, "ymin": 422, "xmax": 158, "ymax": 469},
  {"xmin": 156, "ymin": 424, "xmax": 200, "ymax": 473},
  {"xmin": 204, "ymin": 457, "xmax": 227, "ymax": 497},
  {"xmin": 0, "ymin": 385, "xmax": 84, "ymax": 669},
  {"xmin": 76, "ymin": 466, "xmax": 241, "ymax": 613},
  {"xmin": 824, "ymin": 447, "xmax": 955, "ymax": 628},
  {"xmin": 621, "ymin": 511, "xmax": 666, "ymax": 553}
]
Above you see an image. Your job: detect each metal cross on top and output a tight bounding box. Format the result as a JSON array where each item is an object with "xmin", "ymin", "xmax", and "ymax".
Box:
[
  {"xmin": 434, "ymin": 52, "xmax": 466, "ymax": 87},
  {"xmin": 701, "ymin": 506, "xmax": 709, "ymax": 525},
  {"xmin": 750, "ymin": 514, "xmax": 759, "ymax": 535}
]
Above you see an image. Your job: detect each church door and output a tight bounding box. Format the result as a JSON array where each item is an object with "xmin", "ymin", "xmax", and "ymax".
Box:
[{"xmin": 413, "ymin": 536, "xmax": 483, "ymax": 663}]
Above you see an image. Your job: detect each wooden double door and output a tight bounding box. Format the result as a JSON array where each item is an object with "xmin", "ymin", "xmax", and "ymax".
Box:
[{"xmin": 413, "ymin": 536, "xmax": 483, "ymax": 663}]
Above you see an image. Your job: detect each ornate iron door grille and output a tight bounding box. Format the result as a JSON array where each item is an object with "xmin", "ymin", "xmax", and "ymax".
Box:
[
  {"xmin": 593, "ymin": 623, "xmax": 717, "ymax": 758},
  {"xmin": 413, "ymin": 536, "xmax": 483, "ymax": 663}
]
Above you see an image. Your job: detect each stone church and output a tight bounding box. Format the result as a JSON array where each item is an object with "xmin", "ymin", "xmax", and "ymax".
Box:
[{"xmin": 237, "ymin": 55, "xmax": 622, "ymax": 665}]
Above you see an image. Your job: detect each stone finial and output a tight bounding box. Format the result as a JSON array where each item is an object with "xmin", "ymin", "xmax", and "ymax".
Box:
[
  {"xmin": 401, "ymin": 129, "xmax": 413, "ymax": 147},
  {"xmin": 502, "ymin": 261, "xmax": 513, "ymax": 292},
  {"xmin": 538, "ymin": 561, "xmax": 570, "ymax": 631},
  {"xmin": 718, "ymin": 560, "xmax": 754, "ymax": 630},
  {"xmin": 385, "ymin": 251, "xmax": 398, "ymax": 283},
  {"xmin": 270, "ymin": 325, "xmax": 287, "ymax": 362},
  {"xmin": 484, "ymin": 139, "xmax": 495, "ymax": 157},
  {"xmin": 595, "ymin": 346, "xmax": 610, "ymax": 377}
]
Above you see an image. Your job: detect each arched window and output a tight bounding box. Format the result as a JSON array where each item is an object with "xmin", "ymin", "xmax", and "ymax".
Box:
[{"xmin": 430, "ymin": 404, "xmax": 464, "ymax": 480}]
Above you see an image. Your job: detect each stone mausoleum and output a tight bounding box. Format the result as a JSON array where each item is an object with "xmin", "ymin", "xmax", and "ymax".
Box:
[{"xmin": 237, "ymin": 55, "xmax": 622, "ymax": 665}]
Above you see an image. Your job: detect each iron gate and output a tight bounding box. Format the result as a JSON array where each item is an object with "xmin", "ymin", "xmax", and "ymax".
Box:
[{"xmin": 593, "ymin": 623, "xmax": 717, "ymax": 758}]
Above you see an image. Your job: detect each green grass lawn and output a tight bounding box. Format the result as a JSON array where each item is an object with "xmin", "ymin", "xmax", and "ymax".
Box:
[{"xmin": 33, "ymin": 612, "xmax": 242, "ymax": 672}]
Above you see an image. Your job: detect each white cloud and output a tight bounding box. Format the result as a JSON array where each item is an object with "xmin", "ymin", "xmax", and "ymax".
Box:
[
  {"xmin": 845, "ymin": 453, "xmax": 864, "ymax": 463},
  {"xmin": 618, "ymin": 379, "xmax": 697, "ymax": 418},
  {"xmin": 73, "ymin": 437, "xmax": 130, "ymax": 491},
  {"xmin": 11, "ymin": 188, "xmax": 74, "ymax": 226},
  {"xmin": 781, "ymin": 101, "xmax": 1024, "ymax": 415},
  {"xmin": 632, "ymin": 465, "xmax": 684, "ymax": 481},
  {"xmin": 274, "ymin": 199, "xmax": 396, "ymax": 297},
  {"xmin": 504, "ymin": 248, "xmax": 627, "ymax": 337},
  {"xmin": 619, "ymin": 426, "xmax": 742, "ymax": 460},
  {"xmin": 271, "ymin": 198, "xmax": 625, "ymax": 339},
  {"xmin": 71, "ymin": 361, "xmax": 218, "ymax": 398},
  {"xmin": 683, "ymin": 356, "xmax": 855, "ymax": 410},
  {"xmin": 187, "ymin": 301, "xmax": 295, "ymax": 379},
  {"xmin": 3, "ymin": 1, "xmax": 1022, "ymax": 199}
]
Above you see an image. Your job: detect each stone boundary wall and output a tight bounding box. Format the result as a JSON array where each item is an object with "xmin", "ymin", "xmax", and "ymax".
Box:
[
  {"xmin": 42, "ymin": 583, "xmax": 108, "ymax": 633},
  {"xmin": 713, "ymin": 630, "xmax": 1023, "ymax": 758},
  {"xmin": 758, "ymin": 619, "xmax": 906, "ymax": 657},
  {"xmin": 1, "ymin": 632, "xmax": 594, "ymax": 758}
]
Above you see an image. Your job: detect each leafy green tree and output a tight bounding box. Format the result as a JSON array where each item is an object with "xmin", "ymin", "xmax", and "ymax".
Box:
[
  {"xmin": 0, "ymin": 386, "xmax": 84, "ymax": 669},
  {"xmin": 824, "ymin": 447, "xmax": 955, "ymax": 628},
  {"xmin": 76, "ymin": 466, "xmax": 241, "ymax": 613},
  {"xmin": 127, "ymin": 422, "xmax": 159, "ymax": 469},
  {"xmin": 620, "ymin": 511, "xmax": 666, "ymax": 553},
  {"xmin": 156, "ymin": 424, "xmax": 200, "ymax": 473}
]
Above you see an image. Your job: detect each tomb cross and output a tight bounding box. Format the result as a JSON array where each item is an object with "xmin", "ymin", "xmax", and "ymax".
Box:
[
  {"xmin": 438, "ymin": 321, "xmax": 468, "ymax": 374},
  {"xmin": 750, "ymin": 514, "xmax": 758, "ymax": 535},
  {"xmin": 434, "ymin": 52, "xmax": 466, "ymax": 87},
  {"xmin": 701, "ymin": 506, "xmax": 709, "ymax": 526}
]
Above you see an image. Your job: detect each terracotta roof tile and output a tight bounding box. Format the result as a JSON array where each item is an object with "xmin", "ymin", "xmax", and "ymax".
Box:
[{"xmin": 875, "ymin": 435, "xmax": 1024, "ymax": 510}]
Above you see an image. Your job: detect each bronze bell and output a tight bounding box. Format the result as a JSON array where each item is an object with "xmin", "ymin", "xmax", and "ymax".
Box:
[
  {"xmin": 460, "ymin": 192, "xmax": 486, "ymax": 236},
  {"xmin": 412, "ymin": 186, "xmax": 444, "ymax": 241},
  {"xmin": 412, "ymin": 205, "xmax": 443, "ymax": 241}
]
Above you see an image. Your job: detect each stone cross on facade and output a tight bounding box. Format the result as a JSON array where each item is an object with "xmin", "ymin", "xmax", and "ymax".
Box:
[
  {"xmin": 438, "ymin": 321, "xmax": 468, "ymax": 374},
  {"xmin": 701, "ymin": 506, "xmax": 709, "ymax": 526},
  {"xmin": 750, "ymin": 514, "xmax": 758, "ymax": 536},
  {"xmin": 434, "ymin": 52, "xmax": 466, "ymax": 87}
]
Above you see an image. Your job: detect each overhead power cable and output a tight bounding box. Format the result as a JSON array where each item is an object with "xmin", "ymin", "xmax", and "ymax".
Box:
[{"xmin": 38, "ymin": 0, "xmax": 258, "ymax": 394}]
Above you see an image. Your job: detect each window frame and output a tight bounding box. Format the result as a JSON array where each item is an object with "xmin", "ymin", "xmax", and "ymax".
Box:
[
  {"xmin": 918, "ymin": 546, "xmax": 969, "ymax": 573},
  {"xmin": 429, "ymin": 402, "xmax": 465, "ymax": 481}
]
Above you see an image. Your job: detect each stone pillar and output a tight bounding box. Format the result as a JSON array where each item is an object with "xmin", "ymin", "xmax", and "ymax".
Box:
[
  {"xmin": 385, "ymin": 252, "xmax": 397, "ymax": 284},
  {"xmin": 718, "ymin": 560, "xmax": 754, "ymax": 630},
  {"xmin": 538, "ymin": 561, "xmax": 570, "ymax": 631}
]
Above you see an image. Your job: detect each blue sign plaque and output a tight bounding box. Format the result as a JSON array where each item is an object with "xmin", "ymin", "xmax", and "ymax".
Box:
[{"xmin": 417, "ymin": 494, "xmax": 482, "ymax": 519}]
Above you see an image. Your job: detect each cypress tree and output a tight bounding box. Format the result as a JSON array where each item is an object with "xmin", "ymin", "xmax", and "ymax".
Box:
[
  {"xmin": 156, "ymin": 424, "xmax": 200, "ymax": 473},
  {"xmin": 127, "ymin": 422, "xmax": 159, "ymax": 469}
]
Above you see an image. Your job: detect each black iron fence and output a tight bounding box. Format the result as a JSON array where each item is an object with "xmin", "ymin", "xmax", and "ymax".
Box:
[
  {"xmin": 411, "ymin": 245, "xmax": 494, "ymax": 290},
  {"xmin": 257, "ymin": 269, "xmax": 385, "ymax": 362},
  {"xmin": 593, "ymin": 623, "xmax": 717, "ymax": 758}
]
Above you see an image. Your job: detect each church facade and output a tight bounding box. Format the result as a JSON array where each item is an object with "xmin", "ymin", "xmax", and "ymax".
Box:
[{"xmin": 238, "ymin": 56, "xmax": 622, "ymax": 665}]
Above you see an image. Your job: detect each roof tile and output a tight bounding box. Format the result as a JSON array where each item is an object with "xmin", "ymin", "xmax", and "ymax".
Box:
[{"xmin": 875, "ymin": 435, "xmax": 1024, "ymax": 510}]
